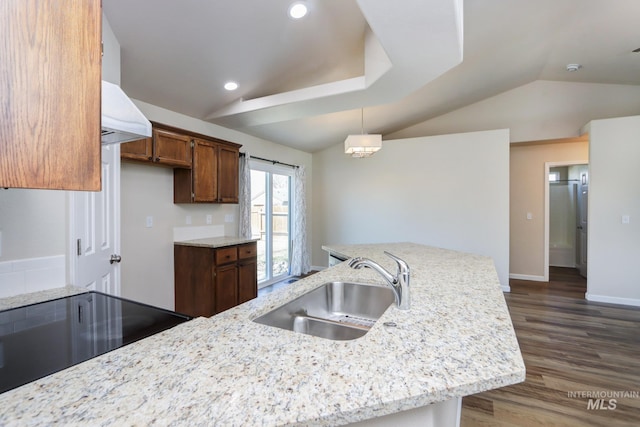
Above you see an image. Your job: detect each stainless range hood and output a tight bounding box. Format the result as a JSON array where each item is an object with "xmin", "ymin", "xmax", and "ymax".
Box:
[{"xmin": 101, "ymin": 80, "xmax": 152, "ymax": 145}]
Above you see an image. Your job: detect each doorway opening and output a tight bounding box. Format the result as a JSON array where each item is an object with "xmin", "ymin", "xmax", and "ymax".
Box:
[{"xmin": 544, "ymin": 161, "xmax": 588, "ymax": 287}]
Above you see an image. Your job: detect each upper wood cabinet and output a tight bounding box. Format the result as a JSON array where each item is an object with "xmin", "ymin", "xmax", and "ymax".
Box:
[
  {"xmin": 217, "ymin": 145, "xmax": 240, "ymax": 203},
  {"xmin": 121, "ymin": 127, "xmax": 192, "ymax": 168},
  {"xmin": 174, "ymin": 136, "xmax": 241, "ymax": 204},
  {"xmin": 153, "ymin": 128, "xmax": 192, "ymax": 167},
  {"xmin": 120, "ymin": 137, "xmax": 153, "ymax": 162},
  {"xmin": 0, "ymin": 0, "xmax": 102, "ymax": 190}
]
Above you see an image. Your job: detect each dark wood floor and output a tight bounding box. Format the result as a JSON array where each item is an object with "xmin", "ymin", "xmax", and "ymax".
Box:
[{"xmin": 461, "ymin": 267, "xmax": 640, "ymax": 426}]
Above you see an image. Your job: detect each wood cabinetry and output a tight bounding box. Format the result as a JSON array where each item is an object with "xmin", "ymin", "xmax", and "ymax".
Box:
[
  {"xmin": 121, "ymin": 127, "xmax": 192, "ymax": 168},
  {"xmin": 174, "ymin": 138, "xmax": 240, "ymax": 204},
  {"xmin": 174, "ymin": 242, "xmax": 258, "ymax": 317},
  {"xmin": 0, "ymin": 0, "xmax": 102, "ymax": 190},
  {"xmin": 122, "ymin": 123, "xmax": 240, "ymax": 203}
]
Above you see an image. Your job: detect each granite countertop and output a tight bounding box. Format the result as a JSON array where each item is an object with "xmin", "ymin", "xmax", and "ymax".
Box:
[
  {"xmin": 0, "ymin": 242, "xmax": 525, "ymax": 426},
  {"xmin": 174, "ymin": 236, "xmax": 258, "ymax": 248},
  {"xmin": 0, "ymin": 286, "xmax": 87, "ymax": 311}
]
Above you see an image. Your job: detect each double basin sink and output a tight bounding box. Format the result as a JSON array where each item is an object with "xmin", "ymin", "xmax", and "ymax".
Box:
[{"xmin": 253, "ymin": 281, "xmax": 394, "ymax": 341}]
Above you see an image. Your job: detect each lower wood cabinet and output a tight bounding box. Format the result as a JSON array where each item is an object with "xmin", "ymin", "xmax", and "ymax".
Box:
[{"xmin": 174, "ymin": 242, "xmax": 258, "ymax": 317}]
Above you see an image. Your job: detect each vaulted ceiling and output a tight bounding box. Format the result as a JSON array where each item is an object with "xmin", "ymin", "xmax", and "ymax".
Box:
[{"xmin": 104, "ymin": 0, "xmax": 640, "ymax": 152}]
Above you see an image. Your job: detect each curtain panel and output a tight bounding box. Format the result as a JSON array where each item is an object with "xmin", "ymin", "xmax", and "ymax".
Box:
[
  {"xmin": 290, "ymin": 165, "xmax": 310, "ymax": 276},
  {"xmin": 238, "ymin": 153, "xmax": 252, "ymax": 239}
]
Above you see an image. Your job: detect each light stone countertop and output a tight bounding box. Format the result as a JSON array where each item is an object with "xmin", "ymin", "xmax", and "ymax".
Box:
[
  {"xmin": 0, "ymin": 286, "xmax": 87, "ymax": 311},
  {"xmin": 0, "ymin": 242, "xmax": 525, "ymax": 426},
  {"xmin": 174, "ymin": 236, "xmax": 259, "ymax": 248}
]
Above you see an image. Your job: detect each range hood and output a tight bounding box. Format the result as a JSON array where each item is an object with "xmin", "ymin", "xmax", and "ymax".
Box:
[{"xmin": 101, "ymin": 80, "xmax": 152, "ymax": 145}]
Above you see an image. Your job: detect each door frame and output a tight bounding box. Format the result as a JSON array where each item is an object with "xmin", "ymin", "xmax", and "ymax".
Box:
[{"xmin": 544, "ymin": 160, "xmax": 588, "ymax": 282}]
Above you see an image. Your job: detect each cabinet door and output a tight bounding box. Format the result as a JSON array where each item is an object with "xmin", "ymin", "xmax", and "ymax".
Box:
[
  {"xmin": 215, "ymin": 264, "xmax": 238, "ymax": 314},
  {"xmin": 121, "ymin": 137, "xmax": 153, "ymax": 162},
  {"xmin": 238, "ymin": 259, "xmax": 258, "ymax": 304},
  {"xmin": 174, "ymin": 245, "xmax": 216, "ymax": 317},
  {"xmin": 0, "ymin": 0, "xmax": 101, "ymax": 190},
  {"xmin": 153, "ymin": 128, "xmax": 192, "ymax": 168},
  {"xmin": 217, "ymin": 145, "xmax": 240, "ymax": 203},
  {"xmin": 193, "ymin": 139, "xmax": 218, "ymax": 203}
]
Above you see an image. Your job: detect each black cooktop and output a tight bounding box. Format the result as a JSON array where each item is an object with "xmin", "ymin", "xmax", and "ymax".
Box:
[{"xmin": 0, "ymin": 292, "xmax": 191, "ymax": 394}]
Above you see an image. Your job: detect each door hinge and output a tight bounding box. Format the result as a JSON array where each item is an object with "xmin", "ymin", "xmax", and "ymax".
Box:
[
  {"xmin": 76, "ymin": 239, "xmax": 82, "ymax": 256},
  {"xmin": 191, "ymin": 140, "xmax": 195, "ymax": 148}
]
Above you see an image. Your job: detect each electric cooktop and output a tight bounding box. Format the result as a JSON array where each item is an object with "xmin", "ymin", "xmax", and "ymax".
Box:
[{"xmin": 0, "ymin": 292, "xmax": 191, "ymax": 394}]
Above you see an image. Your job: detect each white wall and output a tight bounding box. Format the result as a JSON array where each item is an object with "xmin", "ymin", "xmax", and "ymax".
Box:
[
  {"xmin": 312, "ymin": 129, "xmax": 510, "ymax": 289},
  {"xmin": 388, "ymin": 81, "xmax": 640, "ymax": 143},
  {"xmin": 121, "ymin": 101, "xmax": 313, "ymax": 309},
  {"xmin": 102, "ymin": 13, "xmax": 120, "ymax": 85},
  {"xmin": 586, "ymin": 115, "xmax": 640, "ymax": 306}
]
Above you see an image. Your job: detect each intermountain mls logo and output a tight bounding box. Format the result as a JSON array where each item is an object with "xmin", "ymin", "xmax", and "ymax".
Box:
[{"xmin": 568, "ymin": 390, "xmax": 640, "ymax": 410}]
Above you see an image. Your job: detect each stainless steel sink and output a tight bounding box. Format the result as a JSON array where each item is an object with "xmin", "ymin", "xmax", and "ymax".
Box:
[{"xmin": 253, "ymin": 281, "xmax": 394, "ymax": 340}]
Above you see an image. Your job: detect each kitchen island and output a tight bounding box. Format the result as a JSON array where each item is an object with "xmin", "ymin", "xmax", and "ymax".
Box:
[{"xmin": 0, "ymin": 242, "xmax": 525, "ymax": 426}]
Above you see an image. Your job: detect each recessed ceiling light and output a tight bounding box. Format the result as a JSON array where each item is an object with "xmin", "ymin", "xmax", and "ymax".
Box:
[
  {"xmin": 566, "ymin": 64, "xmax": 582, "ymax": 72},
  {"xmin": 224, "ymin": 81, "xmax": 238, "ymax": 91},
  {"xmin": 288, "ymin": 2, "xmax": 308, "ymax": 19}
]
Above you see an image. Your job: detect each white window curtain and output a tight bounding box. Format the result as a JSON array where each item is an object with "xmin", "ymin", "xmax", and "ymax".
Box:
[
  {"xmin": 290, "ymin": 165, "xmax": 310, "ymax": 276},
  {"xmin": 238, "ymin": 153, "xmax": 252, "ymax": 239}
]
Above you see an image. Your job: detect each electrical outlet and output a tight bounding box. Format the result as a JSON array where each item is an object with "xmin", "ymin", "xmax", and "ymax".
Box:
[
  {"xmin": 145, "ymin": 216, "xmax": 153, "ymax": 228},
  {"xmin": 622, "ymin": 215, "xmax": 630, "ymax": 224},
  {"xmin": 224, "ymin": 214, "xmax": 233, "ymax": 223},
  {"xmin": 526, "ymin": 212, "xmax": 533, "ymax": 220},
  {"xmin": 206, "ymin": 214, "xmax": 212, "ymax": 225},
  {"xmin": 186, "ymin": 215, "xmax": 192, "ymax": 225}
]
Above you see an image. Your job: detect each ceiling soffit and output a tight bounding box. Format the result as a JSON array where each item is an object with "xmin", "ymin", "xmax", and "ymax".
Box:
[{"xmin": 207, "ymin": 0, "xmax": 464, "ymax": 129}]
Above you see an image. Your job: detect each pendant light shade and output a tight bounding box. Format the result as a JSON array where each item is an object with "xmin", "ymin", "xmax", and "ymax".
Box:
[
  {"xmin": 344, "ymin": 134, "xmax": 382, "ymax": 157},
  {"xmin": 344, "ymin": 109, "xmax": 382, "ymax": 158}
]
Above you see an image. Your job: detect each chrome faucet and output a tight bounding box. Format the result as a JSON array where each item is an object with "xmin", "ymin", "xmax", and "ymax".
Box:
[{"xmin": 348, "ymin": 251, "xmax": 410, "ymax": 310}]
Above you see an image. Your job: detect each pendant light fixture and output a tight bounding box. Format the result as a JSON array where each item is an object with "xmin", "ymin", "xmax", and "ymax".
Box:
[{"xmin": 344, "ymin": 108, "xmax": 382, "ymax": 158}]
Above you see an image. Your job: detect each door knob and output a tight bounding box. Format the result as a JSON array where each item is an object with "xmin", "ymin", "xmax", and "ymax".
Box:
[{"xmin": 110, "ymin": 254, "xmax": 122, "ymax": 264}]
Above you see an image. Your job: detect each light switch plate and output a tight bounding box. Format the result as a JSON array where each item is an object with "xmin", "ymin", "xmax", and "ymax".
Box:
[
  {"xmin": 186, "ymin": 215, "xmax": 192, "ymax": 225},
  {"xmin": 206, "ymin": 214, "xmax": 212, "ymax": 225},
  {"xmin": 622, "ymin": 215, "xmax": 630, "ymax": 224},
  {"xmin": 145, "ymin": 216, "xmax": 153, "ymax": 228},
  {"xmin": 526, "ymin": 212, "xmax": 533, "ymax": 220}
]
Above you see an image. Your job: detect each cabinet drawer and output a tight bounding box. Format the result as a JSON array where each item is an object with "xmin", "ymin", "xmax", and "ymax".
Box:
[
  {"xmin": 215, "ymin": 247, "xmax": 238, "ymax": 264},
  {"xmin": 238, "ymin": 243, "xmax": 257, "ymax": 260}
]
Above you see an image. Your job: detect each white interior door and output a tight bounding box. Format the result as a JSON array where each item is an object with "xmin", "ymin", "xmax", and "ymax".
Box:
[{"xmin": 69, "ymin": 144, "xmax": 121, "ymax": 295}]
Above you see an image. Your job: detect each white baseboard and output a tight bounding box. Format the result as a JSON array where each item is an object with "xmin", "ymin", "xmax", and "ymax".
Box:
[
  {"xmin": 509, "ymin": 274, "xmax": 547, "ymax": 282},
  {"xmin": 586, "ymin": 293, "xmax": 640, "ymax": 307}
]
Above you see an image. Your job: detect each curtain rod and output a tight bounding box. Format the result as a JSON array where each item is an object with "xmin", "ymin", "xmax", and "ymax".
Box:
[{"xmin": 239, "ymin": 152, "xmax": 299, "ymax": 169}]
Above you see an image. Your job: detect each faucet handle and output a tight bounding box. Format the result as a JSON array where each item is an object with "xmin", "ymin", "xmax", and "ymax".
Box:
[
  {"xmin": 383, "ymin": 251, "xmax": 410, "ymax": 275},
  {"xmin": 348, "ymin": 257, "xmax": 364, "ymax": 268}
]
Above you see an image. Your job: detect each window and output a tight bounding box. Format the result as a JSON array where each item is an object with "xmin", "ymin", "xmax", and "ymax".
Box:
[
  {"xmin": 250, "ymin": 163, "xmax": 293, "ymax": 287},
  {"xmin": 549, "ymin": 172, "xmax": 560, "ymax": 183}
]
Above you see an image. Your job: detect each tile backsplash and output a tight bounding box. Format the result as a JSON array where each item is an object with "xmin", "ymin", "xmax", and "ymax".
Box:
[{"xmin": 0, "ymin": 255, "xmax": 65, "ymax": 298}]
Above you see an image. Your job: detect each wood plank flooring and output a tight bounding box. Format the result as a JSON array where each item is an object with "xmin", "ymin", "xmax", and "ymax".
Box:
[{"xmin": 461, "ymin": 267, "xmax": 640, "ymax": 427}]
